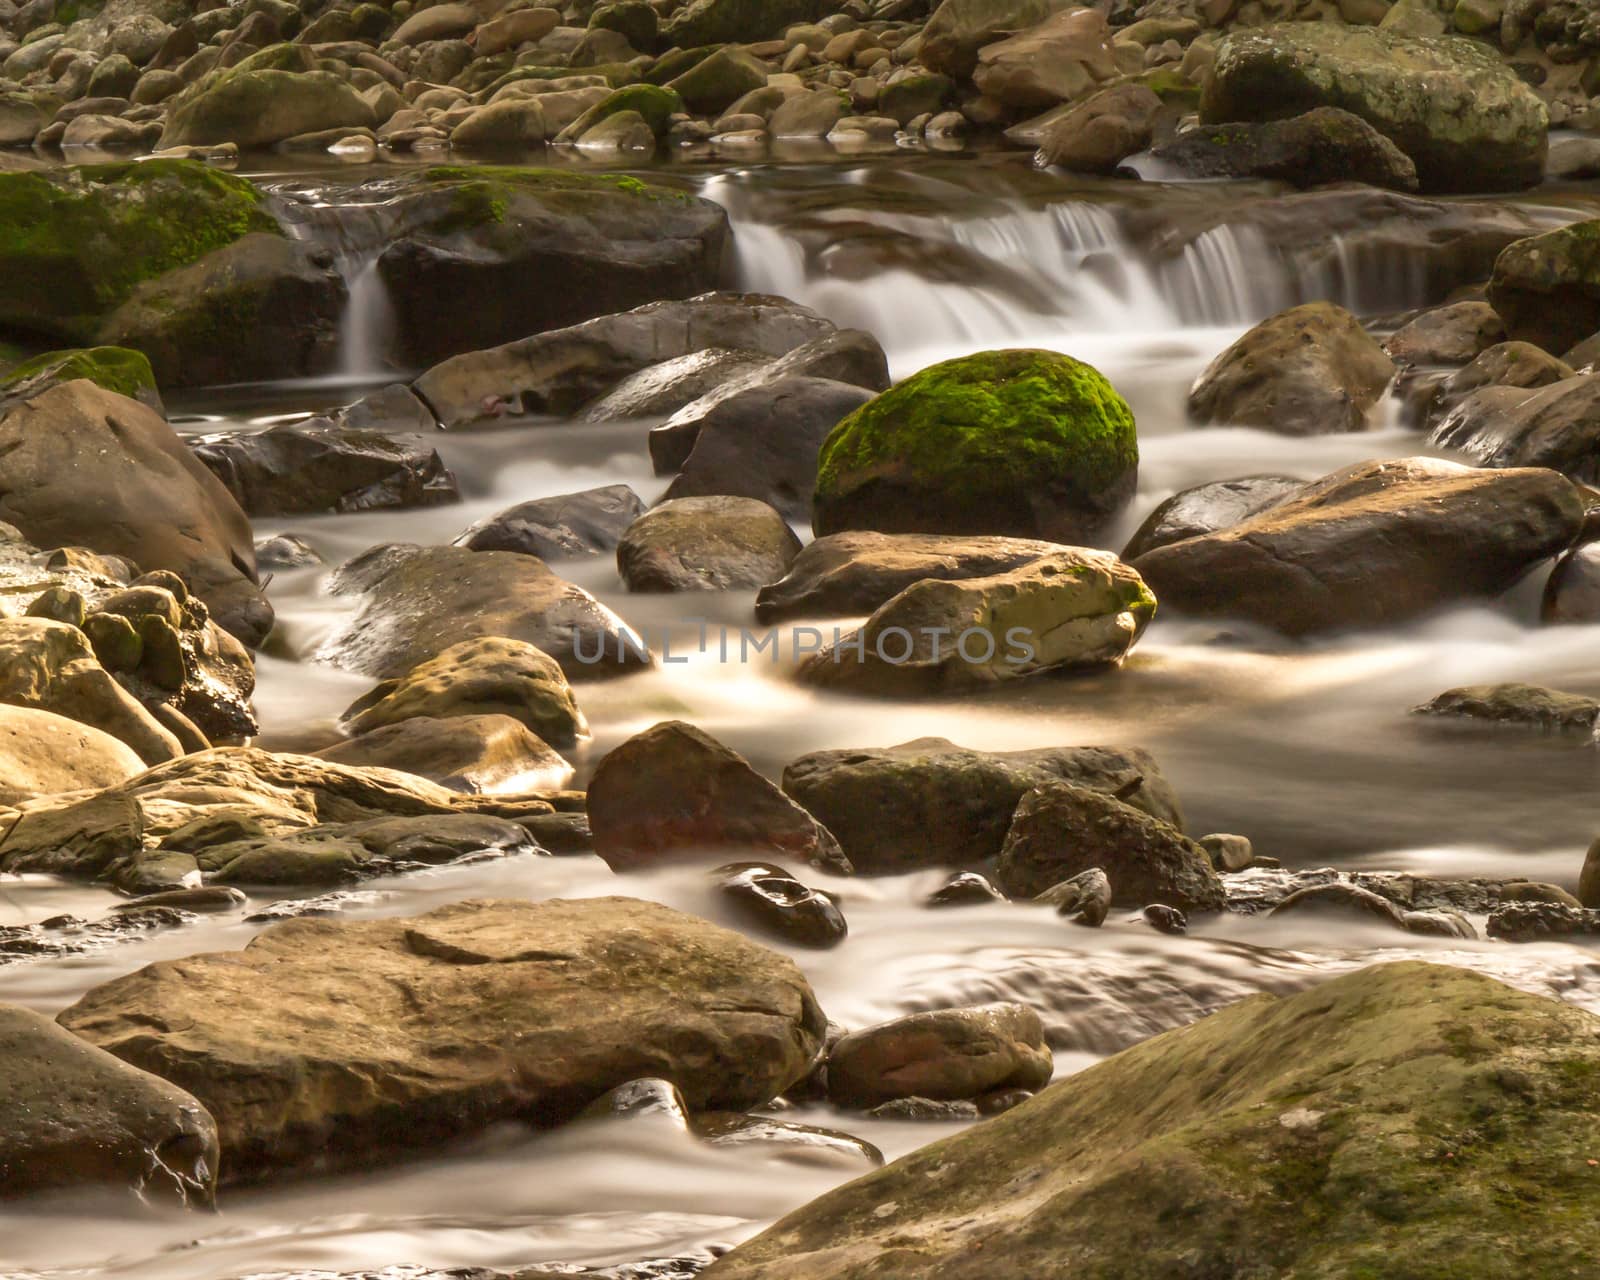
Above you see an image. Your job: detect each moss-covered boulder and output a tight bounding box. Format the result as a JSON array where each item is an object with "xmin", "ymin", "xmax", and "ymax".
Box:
[
  {"xmin": 662, "ymin": 0, "xmax": 820, "ymax": 48},
  {"xmin": 161, "ymin": 67, "xmax": 376, "ymax": 150},
  {"xmin": 556, "ymin": 83, "xmax": 683, "ymax": 142},
  {"xmin": 813, "ymin": 349, "xmax": 1137, "ymax": 544},
  {"xmin": 1153, "ymin": 108, "xmax": 1418, "ymax": 192},
  {"xmin": 1486, "ymin": 219, "xmax": 1600, "ymax": 356},
  {"xmin": 374, "ymin": 167, "xmax": 728, "ymax": 367},
  {"xmin": 0, "ymin": 161, "xmax": 277, "ymax": 347},
  {"xmin": 0, "ymin": 346, "xmax": 158, "ymax": 409},
  {"xmin": 1201, "ymin": 25, "xmax": 1547, "ymax": 193},
  {"xmin": 707, "ymin": 962, "xmax": 1600, "ymax": 1279}
]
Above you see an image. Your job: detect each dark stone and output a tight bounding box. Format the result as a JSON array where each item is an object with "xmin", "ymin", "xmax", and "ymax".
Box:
[
  {"xmin": 714, "ymin": 861, "xmax": 847, "ymax": 948},
  {"xmin": 454, "ymin": 485, "xmax": 647, "ymax": 560}
]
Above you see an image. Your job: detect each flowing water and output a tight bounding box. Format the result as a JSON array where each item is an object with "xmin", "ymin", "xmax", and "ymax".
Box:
[{"xmin": 8, "ymin": 150, "xmax": 1600, "ymax": 1278}]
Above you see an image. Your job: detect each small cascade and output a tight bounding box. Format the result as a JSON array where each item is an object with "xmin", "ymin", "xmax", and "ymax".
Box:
[{"xmin": 334, "ymin": 251, "xmax": 399, "ymax": 381}]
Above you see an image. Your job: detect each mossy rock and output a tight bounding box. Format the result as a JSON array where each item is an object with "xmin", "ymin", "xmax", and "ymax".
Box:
[
  {"xmin": 0, "ymin": 346, "xmax": 159, "ymax": 409},
  {"xmin": 558, "ymin": 83, "xmax": 683, "ymax": 141},
  {"xmin": 666, "ymin": 45, "xmax": 769, "ymax": 114},
  {"xmin": 1487, "ymin": 219, "xmax": 1600, "ymax": 356},
  {"xmin": 711, "ymin": 961, "xmax": 1600, "ymax": 1279},
  {"xmin": 589, "ymin": 0, "xmax": 659, "ymax": 50},
  {"xmin": 0, "ymin": 161, "xmax": 278, "ymax": 346},
  {"xmin": 813, "ymin": 349, "xmax": 1138, "ymax": 544},
  {"xmin": 662, "ymin": 0, "xmax": 822, "ymax": 47},
  {"xmin": 161, "ymin": 67, "xmax": 376, "ymax": 150}
]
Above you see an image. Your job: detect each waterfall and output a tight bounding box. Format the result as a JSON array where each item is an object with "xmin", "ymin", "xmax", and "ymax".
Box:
[{"xmin": 334, "ymin": 251, "xmax": 399, "ymax": 382}]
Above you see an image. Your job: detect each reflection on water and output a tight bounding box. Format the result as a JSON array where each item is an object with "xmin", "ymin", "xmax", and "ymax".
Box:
[{"xmin": 8, "ymin": 151, "xmax": 1600, "ymax": 1279}]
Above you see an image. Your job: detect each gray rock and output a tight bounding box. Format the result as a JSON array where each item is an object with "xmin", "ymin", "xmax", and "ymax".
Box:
[
  {"xmin": 455, "ymin": 485, "xmax": 647, "ymax": 560},
  {"xmin": 617, "ymin": 496, "xmax": 801, "ymax": 592}
]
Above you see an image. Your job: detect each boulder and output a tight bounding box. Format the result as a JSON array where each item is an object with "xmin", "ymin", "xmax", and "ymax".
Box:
[
  {"xmin": 971, "ymin": 7, "xmax": 1117, "ymax": 112},
  {"xmin": 825, "ymin": 1004, "xmax": 1052, "ymax": 1108},
  {"xmin": 414, "ymin": 293, "xmax": 835, "ymax": 430},
  {"xmin": 666, "ymin": 47, "xmax": 769, "ymax": 115},
  {"xmin": 1039, "ymin": 866, "xmax": 1112, "ymax": 925},
  {"xmin": 662, "ymin": 0, "xmax": 820, "ymax": 48},
  {"xmin": 161, "ymin": 68, "xmax": 375, "ymax": 149},
  {"xmin": 1428, "ymin": 342, "xmax": 1572, "ymax": 427},
  {"xmin": 0, "ymin": 702, "xmax": 144, "ymax": 806},
  {"xmin": 0, "ymin": 159, "xmax": 280, "ymax": 348},
  {"xmin": 648, "ymin": 329, "xmax": 890, "ymax": 475},
  {"xmin": 1154, "ymin": 108, "xmax": 1418, "ymax": 191},
  {"xmin": 715, "ymin": 860, "xmax": 847, "ymax": 948},
  {"xmin": 798, "ymin": 550, "xmax": 1155, "ymax": 697},
  {"xmin": 340, "ymin": 635, "xmax": 588, "ymax": 749},
  {"xmin": 783, "ymin": 738, "xmax": 1181, "ymax": 874},
  {"xmin": 314, "ymin": 714, "xmax": 575, "ymax": 794},
  {"xmin": 1430, "ymin": 374, "xmax": 1600, "ymax": 481},
  {"xmin": 0, "ymin": 345, "xmax": 159, "ymax": 410},
  {"xmin": 997, "ymin": 780, "xmax": 1224, "ymax": 910},
  {"xmin": 0, "ymin": 380, "xmax": 270, "ymax": 645},
  {"xmin": 100, "ymin": 233, "xmax": 347, "ymax": 388},
  {"xmin": 587, "ymin": 721, "xmax": 848, "ymax": 873},
  {"xmin": 1487, "ymin": 219, "xmax": 1600, "ymax": 356},
  {"xmin": 316, "ymin": 545, "xmax": 649, "ymax": 682},
  {"xmin": 1383, "ymin": 300, "xmax": 1504, "ymax": 366},
  {"xmin": 1187, "ymin": 302, "xmax": 1397, "ymax": 434},
  {"xmin": 0, "ymin": 747, "xmax": 556, "ymax": 892},
  {"xmin": 1121, "ymin": 475, "xmax": 1301, "ymax": 560},
  {"xmin": 755, "ymin": 531, "xmax": 1064, "ymax": 623},
  {"xmin": 580, "ymin": 349, "xmax": 774, "ymax": 422},
  {"xmin": 1035, "ymin": 82, "xmax": 1162, "ymax": 173},
  {"xmin": 1543, "ymin": 540, "xmax": 1600, "ymax": 624},
  {"xmin": 191, "ymin": 420, "xmax": 458, "ymax": 516},
  {"xmin": 58, "ymin": 897, "xmax": 826, "ymax": 1183},
  {"xmin": 617, "ymin": 496, "xmax": 801, "ymax": 592},
  {"xmin": 813, "ymin": 349, "xmax": 1138, "ymax": 545},
  {"xmin": 1411, "ymin": 682, "xmax": 1600, "ymax": 734},
  {"xmin": 706, "ymin": 964, "xmax": 1600, "ymax": 1278},
  {"xmin": 1, "ymin": 1004, "xmax": 217, "ymax": 1204},
  {"xmin": 474, "ymin": 6, "xmax": 561, "ymax": 54},
  {"xmin": 454, "ymin": 484, "xmax": 646, "ymax": 559},
  {"xmin": 375, "ymin": 167, "xmax": 727, "ymax": 367},
  {"xmin": 920, "ymin": 0, "xmax": 1075, "ymax": 78},
  {"xmin": 1130, "ymin": 457, "xmax": 1582, "ymax": 636},
  {"xmin": 1200, "ymin": 25, "xmax": 1548, "ymax": 193}
]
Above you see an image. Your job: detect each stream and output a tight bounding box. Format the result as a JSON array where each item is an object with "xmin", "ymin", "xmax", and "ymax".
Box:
[{"xmin": 7, "ymin": 148, "xmax": 1600, "ymax": 1278}]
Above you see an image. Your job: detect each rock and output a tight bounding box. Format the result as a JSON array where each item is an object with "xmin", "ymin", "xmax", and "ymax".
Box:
[
  {"xmin": 416, "ymin": 293, "xmax": 834, "ymax": 430},
  {"xmin": 662, "ymin": 0, "xmax": 820, "ymax": 48},
  {"xmin": 1154, "ymin": 108, "xmax": 1418, "ymax": 191},
  {"xmin": 316, "ymin": 545, "xmax": 648, "ymax": 682},
  {"xmin": 191, "ymin": 421, "xmax": 458, "ymax": 516},
  {"xmin": 864, "ymin": 1097, "xmax": 980, "ymax": 1121},
  {"xmin": 617, "ymin": 496, "xmax": 801, "ymax": 592},
  {"xmin": 1487, "ymin": 219, "xmax": 1600, "ymax": 356},
  {"xmin": 1142, "ymin": 903, "xmax": 1187, "ymax": 933},
  {"xmin": 666, "ymin": 47, "xmax": 770, "ymax": 115},
  {"xmin": 1199, "ymin": 832, "xmax": 1253, "ymax": 872},
  {"xmin": 1430, "ymin": 373, "xmax": 1600, "ymax": 481},
  {"xmin": 0, "ymin": 345, "xmax": 159, "ymax": 411},
  {"xmin": 1411, "ymin": 682, "xmax": 1600, "ymax": 734},
  {"xmin": 1121, "ymin": 475, "xmax": 1302, "ymax": 560},
  {"xmin": 0, "ymin": 381, "xmax": 270, "ymax": 645},
  {"xmin": 0, "ymin": 1004, "xmax": 217, "ymax": 1204},
  {"xmin": 1383, "ymin": 300, "xmax": 1505, "ymax": 366},
  {"xmin": 374, "ymin": 169, "xmax": 728, "ymax": 368},
  {"xmin": 1201, "ymin": 25, "xmax": 1548, "ymax": 193},
  {"xmin": 1579, "ymin": 837, "xmax": 1600, "ymax": 909},
  {"xmin": 0, "ymin": 747, "xmax": 557, "ymax": 892},
  {"xmin": 340, "ymin": 636, "xmax": 588, "ymax": 749},
  {"xmin": 695, "ymin": 1112, "xmax": 881, "ymax": 1171},
  {"xmin": 1269, "ymin": 881, "xmax": 1416, "ymax": 929},
  {"xmin": 709, "ymin": 963, "xmax": 1600, "ymax": 1278},
  {"xmin": 99, "ymin": 232, "xmax": 347, "ymax": 389},
  {"xmin": 797, "ymin": 550, "xmax": 1155, "ymax": 697},
  {"xmin": 1486, "ymin": 901, "xmax": 1600, "ymax": 941},
  {"xmin": 783, "ymin": 738, "xmax": 1181, "ymax": 874},
  {"xmin": 455, "ymin": 485, "xmax": 647, "ymax": 560},
  {"xmin": 755, "ymin": 531, "xmax": 1065, "ymax": 623},
  {"xmin": 659, "ymin": 377, "xmax": 875, "ymax": 519},
  {"xmin": 648, "ymin": 329, "xmax": 890, "ymax": 475},
  {"xmin": 1429, "ymin": 342, "xmax": 1572, "ymax": 426},
  {"xmin": 161, "ymin": 68, "xmax": 375, "ymax": 149},
  {"xmin": 1543, "ymin": 540, "xmax": 1600, "ymax": 623},
  {"xmin": 0, "ymin": 618, "xmax": 183, "ymax": 765},
  {"xmin": 59, "ymin": 897, "xmax": 826, "ymax": 1184},
  {"xmin": 1035, "ymin": 82, "xmax": 1161, "ymax": 173},
  {"xmin": 925, "ymin": 871, "xmax": 1007, "ymax": 907},
  {"xmin": 580, "ymin": 349, "xmax": 774, "ymax": 422},
  {"xmin": 1187, "ymin": 303, "xmax": 1396, "ymax": 434},
  {"xmin": 1130, "ymin": 457, "xmax": 1583, "ymax": 637},
  {"xmin": 825, "ymin": 1003, "xmax": 1052, "ymax": 1108},
  {"xmin": 315, "ymin": 714, "xmax": 575, "ymax": 795},
  {"xmin": 714, "ymin": 861, "xmax": 847, "ymax": 948},
  {"xmin": 920, "ymin": 0, "xmax": 1075, "ymax": 78},
  {"xmin": 1037, "ymin": 866, "xmax": 1112, "ymax": 926},
  {"xmin": 558, "ymin": 84, "xmax": 683, "ymax": 144},
  {"xmin": 999, "ymin": 781, "xmax": 1223, "ymax": 911},
  {"xmin": 395, "ymin": 2, "xmax": 477, "ymax": 43},
  {"xmin": 769, "ymin": 89, "xmax": 846, "ymax": 138},
  {"xmin": 588, "ymin": 721, "xmax": 848, "ymax": 873},
  {"xmin": 813, "ymin": 349, "xmax": 1137, "ymax": 544},
  {"xmin": 0, "ymin": 159, "xmax": 280, "ymax": 350},
  {"xmin": 255, "ymin": 534, "xmax": 322, "ymax": 571},
  {"xmin": 971, "ymin": 7, "xmax": 1117, "ymax": 112},
  {"xmin": 0, "ymin": 702, "xmax": 144, "ymax": 806}
]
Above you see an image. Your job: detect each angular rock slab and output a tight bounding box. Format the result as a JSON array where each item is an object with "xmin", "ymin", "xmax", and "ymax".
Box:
[
  {"xmin": 60, "ymin": 897, "xmax": 827, "ymax": 1184},
  {"xmin": 706, "ymin": 963, "xmax": 1600, "ymax": 1278}
]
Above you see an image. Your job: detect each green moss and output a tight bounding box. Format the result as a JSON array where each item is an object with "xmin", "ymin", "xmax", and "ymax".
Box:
[
  {"xmin": 580, "ymin": 84, "xmax": 683, "ymax": 136},
  {"xmin": 419, "ymin": 165, "xmax": 694, "ymax": 219},
  {"xmin": 0, "ymin": 345, "xmax": 156, "ymax": 400},
  {"xmin": 817, "ymin": 348, "xmax": 1138, "ymax": 509},
  {"xmin": 0, "ymin": 160, "xmax": 277, "ymax": 344}
]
